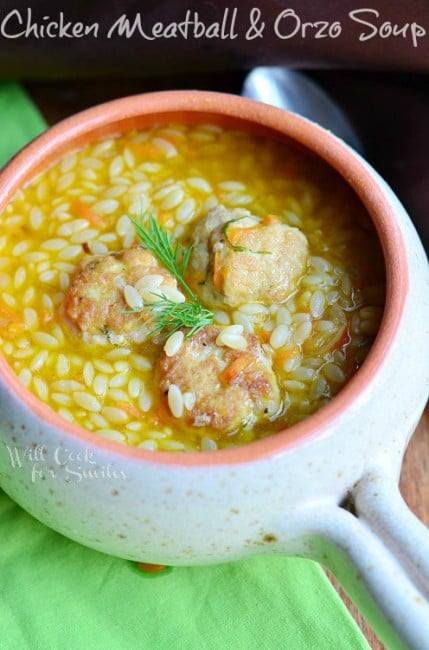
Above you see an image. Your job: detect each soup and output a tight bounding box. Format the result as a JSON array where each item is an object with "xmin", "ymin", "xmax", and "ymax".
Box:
[{"xmin": 0, "ymin": 123, "xmax": 385, "ymax": 451}]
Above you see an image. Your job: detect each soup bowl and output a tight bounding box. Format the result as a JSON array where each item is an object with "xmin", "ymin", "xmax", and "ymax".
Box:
[{"xmin": 0, "ymin": 91, "xmax": 428, "ymax": 649}]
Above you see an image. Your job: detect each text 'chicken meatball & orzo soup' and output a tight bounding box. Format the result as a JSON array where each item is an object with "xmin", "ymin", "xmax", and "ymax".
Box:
[{"xmin": 0, "ymin": 123, "xmax": 385, "ymax": 451}]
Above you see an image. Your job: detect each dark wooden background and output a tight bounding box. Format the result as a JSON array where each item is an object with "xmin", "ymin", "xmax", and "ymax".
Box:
[{"xmin": 25, "ymin": 74, "xmax": 429, "ymax": 650}]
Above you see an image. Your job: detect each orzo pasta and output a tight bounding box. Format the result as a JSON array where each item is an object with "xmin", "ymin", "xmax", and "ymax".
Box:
[{"xmin": 0, "ymin": 123, "xmax": 385, "ymax": 451}]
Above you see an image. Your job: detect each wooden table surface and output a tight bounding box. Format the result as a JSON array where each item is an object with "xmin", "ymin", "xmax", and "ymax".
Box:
[{"xmin": 25, "ymin": 78, "xmax": 429, "ymax": 650}]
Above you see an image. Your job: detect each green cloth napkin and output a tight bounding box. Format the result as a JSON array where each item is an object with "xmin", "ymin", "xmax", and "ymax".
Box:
[
  {"xmin": 0, "ymin": 82, "xmax": 370, "ymax": 650},
  {"xmin": 0, "ymin": 83, "xmax": 45, "ymax": 167}
]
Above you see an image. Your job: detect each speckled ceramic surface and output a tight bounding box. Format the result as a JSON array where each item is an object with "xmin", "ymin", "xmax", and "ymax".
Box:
[{"xmin": 0, "ymin": 92, "xmax": 428, "ymax": 650}]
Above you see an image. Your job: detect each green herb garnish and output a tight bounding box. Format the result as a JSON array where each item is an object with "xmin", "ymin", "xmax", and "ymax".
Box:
[
  {"xmin": 222, "ymin": 217, "xmax": 272, "ymax": 255},
  {"xmin": 131, "ymin": 294, "xmax": 214, "ymax": 339},
  {"xmin": 129, "ymin": 215, "xmax": 214, "ymax": 338},
  {"xmin": 130, "ymin": 215, "xmax": 195, "ymax": 298}
]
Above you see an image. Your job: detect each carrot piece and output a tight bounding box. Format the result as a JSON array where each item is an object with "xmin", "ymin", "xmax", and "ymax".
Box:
[
  {"xmin": 157, "ymin": 211, "xmax": 171, "ymax": 226},
  {"xmin": 273, "ymin": 346, "xmax": 298, "ymax": 367},
  {"xmin": 220, "ymin": 353, "xmax": 253, "ymax": 385},
  {"xmin": 0, "ymin": 307, "xmax": 24, "ymax": 341},
  {"xmin": 117, "ymin": 402, "xmax": 142, "ymax": 420},
  {"xmin": 71, "ymin": 200, "xmax": 104, "ymax": 228},
  {"xmin": 39, "ymin": 309, "xmax": 53, "ymax": 325},
  {"xmin": 212, "ymin": 251, "xmax": 223, "ymax": 291},
  {"xmin": 332, "ymin": 325, "xmax": 350, "ymax": 352},
  {"xmin": 136, "ymin": 562, "xmax": 168, "ymax": 574},
  {"xmin": 0, "ymin": 329, "xmax": 19, "ymax": 341},
  {"xmin": 227, "ymin": 225, "xmax": 259, "ymax": 245},
  {"xmin": 226, "ymin": 216, "xmax": 281, "ymax": 247},
  {"xmin": 155, "ymin": 398, "xmax": 171, "ymax": 423},
  {"xmin": 0, "ymin": 306, "xmax": 22, "ymax": 328},
  {"xmin": 261, "ymin": 214, "xmax": 281, "ymax": 226},
  {"xmin": 0, "ymin": 322, "xmax": 24, "ymax": 340},
  {"xmin": 259, "ymin": 329, "xmax": 271, "ymax": 343},
  {"xmin": 132, "ymin": 143, "xmax": 162, "ymax": 159},
  {"xmin": 273, "ymin": 349, "xmax": 289, "ymax": 366}
]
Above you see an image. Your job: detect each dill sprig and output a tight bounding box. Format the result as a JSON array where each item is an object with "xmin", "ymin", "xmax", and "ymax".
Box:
[
  {"xmin": 128, "ymin": 215, "xmax": 214, "ymax": 338},
  {"xmin": 129, "ymin": 215, "xmax": 196, "ymax": 299},
  {"xmin": 134, "ymin": 294, "xmax": 214, "ymax": 339}
]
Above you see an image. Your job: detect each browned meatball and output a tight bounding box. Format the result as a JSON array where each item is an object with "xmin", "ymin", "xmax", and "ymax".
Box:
[
  {"xmin": 189, "ymin": 206, "xmax": 309, "ymax": 307},
  {"xmin": 158, "ymin": 326, "xmax": 281, "ymax": 432},
  {"xmin": 64, "ymin": 247, "xmax": 177, "ymax": 343}
]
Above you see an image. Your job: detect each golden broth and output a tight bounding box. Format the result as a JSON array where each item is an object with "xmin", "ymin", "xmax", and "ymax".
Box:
[{"xmin": 0, "ymin": 123, "xmax": 385, "ymax": 451}]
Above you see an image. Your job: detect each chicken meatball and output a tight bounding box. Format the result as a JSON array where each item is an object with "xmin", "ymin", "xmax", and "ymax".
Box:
[
  {"xmin": 189, "ymin": 206, "xmax": 309, "ymax": 307},
  {"xmin": 158, "ymin": 325, "xmax": 281, "ymax": 432},
  {"xmin": 64, "ymin": 246, "xmax": 178, "ymax": 343}
]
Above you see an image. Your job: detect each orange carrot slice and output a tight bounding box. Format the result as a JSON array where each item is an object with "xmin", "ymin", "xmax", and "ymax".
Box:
[
  {"xmin": 0, "ymin": 306, "xmax": 22, "ymax": 328},
  {"xmin": 261, "ymin": 214, "xmax": 281, "ymax": 226},
  {"xmin": 259, "ymin": 329, "xmax": 271, "ymax": 343},
  {"xmin": 155, "ymin": 398, "xmax": 171, "ymax": 423},
  {"xmin": 157, "ymin": 211, "xmax": 171, "ymax": 226},
  {"xmin": 132, "ymin": 143, "xmax": 162, "ymax": 159},
  {"xmin": 136, "ymin": 562, "xmax": 168, "ymax": 574},
  {"xmin": 227, "ymin": 225, "xmax": 260, "ymax": 245},
  {"xmin": 273, "ymin": 346, "xmax": 298, "ymax": 367},
  {"xmin": 117, "ymin": 402, "xmax": 142, "ymax": 420},
  {"xmin": 72, "ymin": 200, "xmax": 104, "ymax": 228},
  {"xmin": 213, "ymin": 251, "xmax": 223, "ymax": 291},
  {"xmin": 332, "ymin": 325, "xmax": 350, "ymax": 352},
  {"xmin": 220, "ymin": 353, "xmax": 253, "ymax": 385}
]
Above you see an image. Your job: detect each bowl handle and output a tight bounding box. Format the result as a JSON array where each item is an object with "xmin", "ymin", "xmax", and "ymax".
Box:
[{"xmin": 299, "ymin": 470, "xmax": 429, "ymax": 649}]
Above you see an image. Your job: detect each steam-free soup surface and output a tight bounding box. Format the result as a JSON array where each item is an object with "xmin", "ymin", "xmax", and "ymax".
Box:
[{"xmin": 0, "ymin": 123, "xmax": 385, "ymax": 451}]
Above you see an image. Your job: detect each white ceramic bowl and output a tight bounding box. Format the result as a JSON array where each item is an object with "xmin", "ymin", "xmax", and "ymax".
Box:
[{"xmin": 0, "ymin": 92, "xmax": 428, "ymax": 649}]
